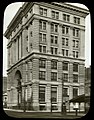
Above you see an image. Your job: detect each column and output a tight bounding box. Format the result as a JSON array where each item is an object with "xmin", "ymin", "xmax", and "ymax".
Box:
[
  {"xmin": 16, "ymin": 37, "xmax": 18, "ymax": 61},
  {"xmin": 58, "ymin": 84, "xmax": 62, "ymax": 112},
  {"xmin": 46, "ymin": 59, "xmax": 51, "ymax": 81},
  {"xmin": 46, "ymin": 84, "xmax": 51, "ymax": 111}
]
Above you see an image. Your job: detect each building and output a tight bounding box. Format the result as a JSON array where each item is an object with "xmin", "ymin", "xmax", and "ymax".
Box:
[
  {"xmin": 3, "ymin": 77, "xmax": 8, "ymax": 107},
  {"xmin": 4, "ymin": 2, "xmax": 89, "ymax": 111},
  {"xmin": 85, "ymin": 66, "xmax": 91, "ymax": 112}
]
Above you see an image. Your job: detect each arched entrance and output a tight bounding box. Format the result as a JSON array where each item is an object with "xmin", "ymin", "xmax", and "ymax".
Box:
[{"xmin": 15, "ymin": 70, "xmax": 22, "ymax": 109}]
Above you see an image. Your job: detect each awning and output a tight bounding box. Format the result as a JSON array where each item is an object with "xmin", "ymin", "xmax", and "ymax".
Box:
[{"xmin": 69, "ymin": 94, "xmax": 90, "ymax": 103}]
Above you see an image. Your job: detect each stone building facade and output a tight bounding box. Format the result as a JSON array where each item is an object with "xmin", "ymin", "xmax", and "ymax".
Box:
[{"xmin": 4, "ymin": 2, "xmax": 89, "ymax": 111}]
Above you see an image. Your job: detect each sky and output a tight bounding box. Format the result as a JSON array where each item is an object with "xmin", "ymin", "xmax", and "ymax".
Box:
[{"xmin": 3, "ymin": 2, "xmax": 91, "ymax": 76}]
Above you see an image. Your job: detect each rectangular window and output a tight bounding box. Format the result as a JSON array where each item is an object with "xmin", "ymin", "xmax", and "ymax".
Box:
[
  {"xmin": 76, "ymin": 41, "xmax": 79, "ymax": 48},
  {"xmin": 39, "ymin": 71, "xmax": 45, "ymax": 80},
  {"xmin": 73, "ymin": 63, "xmax": 78, "ymax": 72},
  {"xmin": 62, "ymin": 49, "xmax": 64, "ymax": 56},
  {"xmin": 73, "ymin": 29, "xmax": 75, "ymax": 36},
  {"xmin": 44, "ymin": 9, "xmax": 47, "ymax": 16},
  {"xmin": 73, "ymin": 51, "xmax": 75, "ymax": 58},
  {"xmin": 39, "ymin": 45, "xmax": 42, "ymax": 52},
  {"xmin": 62, "ymin": 38, "xmax": 65, "ymax": 45},
  {"xmin": 43, "ymin": 34, "xmax": 46, "ymax": 42},
  {"xmin": 73, "ymin": 74, "xmax": 78, "ymax": 82},
  {"xmin": 63, "ymin": 62, "xmax": 68, "ymax": 71},
  {"xmin": 66, "ymin": 50, "xmax": 68, "ymax": 56},
  {"xmin": 43, "ymin": 46, "xmax": 46, "ymax": 53},
  {"xmin": 63, "ymin": 14, "xmax": 66, "ymax": 21},
  {"xmin": 73, "ymin": 40, "xmax": 75, "ymax": 47},
  {"xmin": 51, "ymin": 24, "xmax": 54, "ymax": 32},
  {"xmin": 55, "ymin": 48, "xmax": 58, "ymax": 54},
  {"xmin": 73, "ymin": 88, "xmax": 78, "ymax": 98},
  {"xmin": 39, "ymin": 33, "xmax": 42, "ymax": 42},
  {"xmin": 74, "ymin": 17, "xmax": 80, "ymax": 24},
  {"xmin": 43, "ymin": 22, "xmax": 46, "ymax": 30},
  {"xmin": 51, "ymin": 61, "xmax": 57, "ymax": 69},
  {"xmin": 62, "ymin": 26, "xmax": 65, "ymax": 34},
  {"xmin": 63, "ymin": 88, "xmax": 68, "ymax": 97},
  {"xmin": 40, "ymin": 8, "xmax": 43, "ymax": 15},
  {"xmin": 51, "ymin": 72, "xmax": 57, "ymax": 81},
  {"xmin": 63, "ymin": 73, "xmax": 68, "ymax": 82},
  {"xmin": 66, "ymin": 27, "xmax": 69, "ymax": 34},
  {"xmin": 39, "ymin": 59, "xmax": 46, "ymax": 68},
  {"xmin": 76, "ymin": 52, "xmax": 78, "ymax": 58},
  {"xmin": 55, "ymin": 24, "xmax": 58, "ymax": 32},
  {"xmin": 51, "ymin": 35, "xmax": 54, "ymax": 43},
  {"xmin": 51, "ymin": 47, "xmax": 53, "ymax": 54},
  {"xmin": 63, "ymin": 14, "xmax": 70, "ymax": 22},
  {"xmin": 56, "ymin": 12, "xmax": 59, "ymax": 19},
  {"xmin": 55, "ymin": 36, "xmax": 58, "ymax": 44},
  {"xmin": 76, "ymin": 29, "xmax": 79, "ymax": 37},
  {"xmin": 51, "ymin": 87, "xmax": 57, "ymax": 102},
  {"xmin": 52, "ymin": 11, "xmax": 55, "ymax": 18},
  {"xmin": 67, "ymin": 15, "xmax": 70, "ymax": 22},
  {"xmin": 39, "ymin": 86, "xmax": 45, "ymax": 102},
  {"xmin": 66, "ymin": 38, "xmax": 68, "ymax": 46},
  {"xmin": 39, "ymin": 21, "xmax": 42, "ymax": 29}
]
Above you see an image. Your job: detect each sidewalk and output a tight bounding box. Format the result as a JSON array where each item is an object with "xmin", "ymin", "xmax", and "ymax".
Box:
[{"xmin": 4, "ymin": 108, "xmax": 86, "ymax": 118}]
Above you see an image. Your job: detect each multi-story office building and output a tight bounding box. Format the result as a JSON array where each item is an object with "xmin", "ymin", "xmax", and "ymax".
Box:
[
  {"xmin": 85, "ymin": 66, "xmax": 91, "ymax": 112},
  {"xmin": 4, "ymin": 2, "xmax": 89, "ymax": 111}
]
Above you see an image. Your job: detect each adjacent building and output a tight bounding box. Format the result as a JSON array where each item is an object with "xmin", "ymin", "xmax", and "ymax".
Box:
[
  {"xmin": 3, "ymin": 77, "xmax": 7, "ymax": 107},
  {"xmin": 85, "ymin": 66, "xmax": 91, "ymax": 112},
  {"xmin": 4, "ymin": 2, "xmax": 89, "ymax": 111}
]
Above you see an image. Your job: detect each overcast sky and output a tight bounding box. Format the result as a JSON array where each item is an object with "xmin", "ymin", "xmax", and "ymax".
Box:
[{"xmin": 3, "ymin": 2, "xmax": 91, "ymax": 76}]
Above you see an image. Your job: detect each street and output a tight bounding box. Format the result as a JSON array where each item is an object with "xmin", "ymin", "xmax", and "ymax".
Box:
[{"xmin": 4, "ymin": 109, "xmax": 86, "ymax": 119}]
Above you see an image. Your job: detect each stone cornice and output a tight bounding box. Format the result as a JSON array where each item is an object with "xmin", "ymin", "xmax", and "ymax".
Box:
[{"xmin": 4, "ymin": 2, "xmax": 89, "ymax": 39}]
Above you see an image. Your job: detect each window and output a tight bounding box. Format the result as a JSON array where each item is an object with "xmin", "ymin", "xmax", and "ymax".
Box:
[
  {"xmin": 39, "ymin": 21, "xmax": 46, "ymax": 30},
  {"xmin": 39, "ymin": 86, "xmax": 45, "ymax": 102},
  {"xmin": 52, "ymin": 11, "xmax": 55, "ymax": 18},
  {"xmin": 39, "ymin": 21, "xmax": 42, "ymax": 29},
  {"xmin": 43, "ymin": 22, "xmax": 46, "ymax": 30},
  {"xmin": 55, "ymin": 36, "xmax": 58, "ymax": 44},
  {"xmin": 73, "ymin": 63, "xmax": 78, "ymax": 72},
  {"xmin": 62, "ymin": 26, "xmax": 69, "ymax": 35},
  {"xmin": 62, "ymin": 38, "xmax": 65, "ymax": 45},
  {"xmin": 63, "ymin": 73, "xmax": 68, "ymax": 82},
  {"xmin": 40, "ymin": 7, "xmax": 47, "ymax": 16},
  {"xmin": 66, "ymin": 38, "xmax": 68, "ymax": 46},
  {"xmin": 63, "ymin": 14, "xmax": 70, "ymax": 22},
  {"xmin": 63, "ymin": 88, "xmax": 68, "ymax": 97},
  {"xmin": 52, "ymin": 11, "xmax": 59, "ymax": 19},
  {"xmin": 51, "ymin": 47, "xmax": 53, "ymax": 54},
  {"xmin": 39, "ymin": 33, "xmax": 42, "ymax": 42},
  {"xmin": 40, "ymin": 8, "xmax": 43, "ymax": 15},
  {"xmin": 39, "ymin": 45, "xmax": 42, "ymax": 52},
  {"xmin": 76, "ymin": 41, "xmax": 79, "ymax": 48},
  {"xmin": 73, "ymin": 88, "xmax": 78, "ymax": 98},
  {"xmin": 73, "ymin": 74, "xmax": 78, "ymax": 82},
  {"xmin": 74, "ymin": 17, "xmax": 80, "ymax": 24},
  {"xmin": 39, "ymin": 45, "xmax": 46, "ymax": 53},
  {"xmin": 39, "ymin": 59, "xmax": 46, "ymax": 68},
  {"xmin": 51, "ymin": 35, "xmax": 58, "ymax": 44},
  {"xmin": 43, "ymin": 34, "xmax": 46, "ymax": 42},
  {"xmin": 66, "ymin": 50, "xmax": 68, "ymax": 56},
  {"xmin": 51, "ymin": 61, "xmax": 57, "ymax": 69},
  {"xmin": 43, "ymin": 46, "xmax": 46, "ymax": 53},
  {"xmin": 62, "ymin": 49, "xmax": 64, "ymax": 56},
  {"xmin": 73, "ymin": 40, "xmax": 75, "ymax": 47},
  {"xmin": 51, "ymin": 23, "xmax": 58, "ymax": 33},
  {"xmin": 44, "ymin": 9, "xmax": 47, "ymax": 16},
  {"xmin": 51, "ymin": 72, "xmax": 57, "ymax": 81},
  {"xmin": 55, "ymin": 24, "xmax": 58, "ymax": 32},
  {"xmin": 51, "ymin": 35, "xmax": 54, "ymax": 43},
  {"xmin": 51, "ymin": 87, "xmax": 57, "ymax": 103},
  {"xmin": 56, "ymin": 12, "xmax": 59, "ymax": 19},
  {"xmin": 73, "ymin": 51, "xmax": 79, "ymax": 58},
  {"xmin": 55, "ymin": 48, "xmax": 58, "ymax": 54},
  {"xmin": 73, "ymin": 28, "xmax": 79, "ymax": 37},
  {"xmin": 63, "ymin": 62, "xmax": 68, "ymax": 71},
  {"xmin": 39, "ymin": 33, "xmax": 46, "ymax": 42},
  {"xmin": 39, "ymin": 71, "xmax": 45, "ymax": 80}
]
